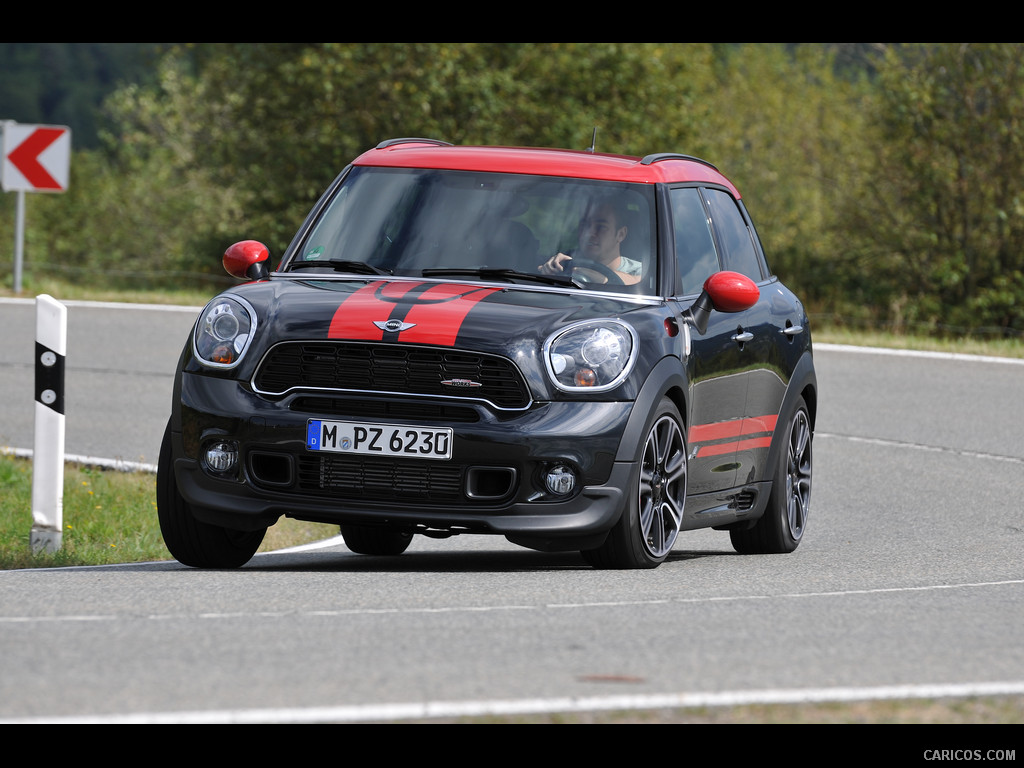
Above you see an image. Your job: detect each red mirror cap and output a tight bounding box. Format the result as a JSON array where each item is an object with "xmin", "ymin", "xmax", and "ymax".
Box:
[
  {"xmin": 704, "ymin": 271, "xmax": 759, "ymax": 313},
  {"xmin": 223, "ymin": 240, "xmax": 270, "ymax": 279}
]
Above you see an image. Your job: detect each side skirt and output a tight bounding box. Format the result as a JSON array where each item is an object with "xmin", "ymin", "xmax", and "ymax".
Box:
[{"xmin": 681, "ymin": 481, "xmax": 772, "ymax": 532}]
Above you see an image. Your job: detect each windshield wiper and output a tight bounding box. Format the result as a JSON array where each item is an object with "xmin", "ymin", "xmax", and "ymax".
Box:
[
  {"xmin": 288, "ymin": 259, "xmax": 391, "ymax": 276},
  {"xmin": 421, "ymin": 267, "xmax": 581, "ymax": 288}
]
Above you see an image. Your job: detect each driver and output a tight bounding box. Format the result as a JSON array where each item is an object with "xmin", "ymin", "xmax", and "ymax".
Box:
[{"xmin": 538, "ymin": 195, "xmax": 640, "ymax": 284}]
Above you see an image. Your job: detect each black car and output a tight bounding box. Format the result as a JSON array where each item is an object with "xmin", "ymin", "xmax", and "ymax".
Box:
[{"xmin": 157, "ymin": 138, "xmax": 817, "ymax": 569}]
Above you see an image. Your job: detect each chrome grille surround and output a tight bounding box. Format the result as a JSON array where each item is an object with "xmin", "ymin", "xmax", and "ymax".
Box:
[{"xmin": 252, "ymin": 341, "xmax": 532, "ymax": 410}]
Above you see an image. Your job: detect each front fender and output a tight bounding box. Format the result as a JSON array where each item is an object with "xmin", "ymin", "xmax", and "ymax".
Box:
[{"xmin": 614, "ymin": 356, "xmax": 689, "ymax": 462}]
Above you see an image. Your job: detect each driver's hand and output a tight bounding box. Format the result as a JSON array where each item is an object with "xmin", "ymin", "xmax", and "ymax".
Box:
[{"xmin": 539, "ymin": 253, "xmax": 572, "ymax": 275}]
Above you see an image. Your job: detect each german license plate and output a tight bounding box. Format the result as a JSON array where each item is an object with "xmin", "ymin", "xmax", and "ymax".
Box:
[{"xmin": 306, "ymin": 420, "xmax": 453, "ymax": 460}]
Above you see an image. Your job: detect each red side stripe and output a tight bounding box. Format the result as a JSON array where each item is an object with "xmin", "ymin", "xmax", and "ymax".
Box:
[
  {"xmin": 696, "ymin": 441, "xmax": 739, "ymax": 458},
  {"xmin": 690, "ymin": 415, "xmax": 777, "ymax": 443},
  {"xmin": 691, "ymin": 415, "xmax": 777, "ymax": 458},
  {"xmin": 735, "ymin": 436, "xmax": 773, "ymax": 452},
  {"xmin": 690, "ymin": 420, "xmax": 743, "ymax": 442}
]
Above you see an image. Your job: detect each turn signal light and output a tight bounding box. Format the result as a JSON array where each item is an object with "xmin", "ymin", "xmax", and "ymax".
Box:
[
  {"xmin": 210, "ymin": 343, "xmax": 235, "ymax": 365},
  {"xmin": 574, "ymin": 368, "xmax": 597, "ymax": 387}
]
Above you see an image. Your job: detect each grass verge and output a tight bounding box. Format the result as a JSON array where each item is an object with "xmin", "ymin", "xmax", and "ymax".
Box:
[
  {"xmin": 1, "ymin": 276, "xmax": 225, "ymax": 308},
  {"xmin": 409, "ymin": 695, "xmax": 1024, "ymax": 723},
  {"xmin": 0, "ymin": 453, "xmax": 335, "ymax": 570},
  {"xmin": 814, "ymin": 324, "xmax": 1024, "ymax": 359}
]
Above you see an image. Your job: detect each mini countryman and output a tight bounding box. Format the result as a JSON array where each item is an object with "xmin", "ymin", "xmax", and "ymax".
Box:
[{"xmin": 157, "ymin": 138, "xmax": 817, "ymax": 569}]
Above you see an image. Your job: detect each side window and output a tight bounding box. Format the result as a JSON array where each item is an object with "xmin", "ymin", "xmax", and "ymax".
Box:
[
  {"xmin": 703, "ymin": 188, "xmax": 764, "ymax": 281},
  {"xmin": 670, "ymin": 187, "xmax": 720, "ymax": 295}
]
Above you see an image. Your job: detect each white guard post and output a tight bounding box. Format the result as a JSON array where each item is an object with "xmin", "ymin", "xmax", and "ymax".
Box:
[{"xmin": 30, "ymin": 295, "xmax": 67, "ymax": 553}]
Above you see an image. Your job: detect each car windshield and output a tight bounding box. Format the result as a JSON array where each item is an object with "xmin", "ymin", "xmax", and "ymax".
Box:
[{"xmin": 286, "ymin": 166, "xmax": 657, "ymax": 294}]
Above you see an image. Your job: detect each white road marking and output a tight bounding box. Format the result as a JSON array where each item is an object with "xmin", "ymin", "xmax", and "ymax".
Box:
[
  {"xmin": 2, "ymin": 577, "xmax": 1021, "ymax": 620},
  {"xmin": 3, "ymin": 680, "xmax": 1023, "ymax": 723},
  {"xmin": 815, "ymin": 342, "xmax": 1024, "ymax": 365}
]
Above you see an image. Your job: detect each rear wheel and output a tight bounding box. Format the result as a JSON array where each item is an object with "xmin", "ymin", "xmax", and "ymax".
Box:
[
  {"xmin": 341, "ymin": 524, "xmax": 414, "ymax": 555},
  {"xmin": 156, "ymin": 421, "xmax": 266, "ymax": 568},
  {"xmin": 582, "ymin": 398, "xmax": 687, "ymax": 569},
  {"xmin": 731, "ymin": 397, "xmax": 812, "ymax": 554}
]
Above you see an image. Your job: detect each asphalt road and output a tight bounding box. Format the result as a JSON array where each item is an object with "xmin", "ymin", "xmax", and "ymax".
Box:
[
  {"xmin": 0, "ymin": 297, "xmax": 199, "ymax": 465},
  {"xmin": 1, "ymin": 298, "xmax": 1022, "ymax": 724}
]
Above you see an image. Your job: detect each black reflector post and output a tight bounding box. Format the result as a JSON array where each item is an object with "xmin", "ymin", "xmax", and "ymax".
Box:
[{"xmin": 31, "ymin": 295, "xmax": 66, "ymax": 554}]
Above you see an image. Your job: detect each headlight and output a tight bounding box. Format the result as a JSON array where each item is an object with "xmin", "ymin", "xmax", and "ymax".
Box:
[
  {"xmin": 544, "ymin": 321, "xmax": 637, "ymax": 392},
  {"xmin": 193, "ymin": 295, "xmax": 256, "ymax": 369}
]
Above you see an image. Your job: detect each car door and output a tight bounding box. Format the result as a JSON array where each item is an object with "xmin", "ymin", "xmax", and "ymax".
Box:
[
  {"xmin": 668, "ymin": 185, "xmax": 742, "ymax": 493},
  {"xmin": 700, "ymin": 187, "xmax": 788, "ymax": 488}
]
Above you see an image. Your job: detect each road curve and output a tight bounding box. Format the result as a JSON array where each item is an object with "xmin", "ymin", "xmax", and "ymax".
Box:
[{"xmin": 1, "ymin": 300, "xmax": 1022, "ymax": 724}]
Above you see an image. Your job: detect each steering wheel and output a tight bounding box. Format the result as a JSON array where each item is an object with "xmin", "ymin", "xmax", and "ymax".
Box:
[{"xmin": 569, "ymin": 258, "xmax": 624, "ymax": 285}]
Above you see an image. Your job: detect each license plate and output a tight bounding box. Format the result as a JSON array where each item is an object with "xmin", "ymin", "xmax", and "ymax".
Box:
[{"xmin": 306, "ymin": 420, "xmax": 453, "ymax": 460}]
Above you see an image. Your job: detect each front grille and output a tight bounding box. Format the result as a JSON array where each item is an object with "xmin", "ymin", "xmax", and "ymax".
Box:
[
  {"xmin": 296, "ymin": 454, "xmax": 464, "ymax": 503},
  {"xmin": 253, "ymin": 342, "xmax": 530, "ymax": 409}
]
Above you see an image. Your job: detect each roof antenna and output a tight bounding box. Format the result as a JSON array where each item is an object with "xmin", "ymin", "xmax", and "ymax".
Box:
[{"xmin": 586, "ymin": 127, "xmax": 598, "ymax": 153}]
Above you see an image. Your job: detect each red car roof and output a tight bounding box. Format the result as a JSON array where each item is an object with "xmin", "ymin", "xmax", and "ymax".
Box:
[{"xmin": 352, "ymin": 140, "xmax": 741, "ymax": 196}]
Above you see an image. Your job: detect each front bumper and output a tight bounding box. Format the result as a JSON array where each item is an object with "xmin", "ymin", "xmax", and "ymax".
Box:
[{"xmin": 172, "ymin": 372, "xmax": 638, "ymax": 548}]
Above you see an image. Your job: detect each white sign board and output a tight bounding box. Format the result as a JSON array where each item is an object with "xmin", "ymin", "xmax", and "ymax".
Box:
[{"xmin": 2, "ymin": 123, "xmax": 71, "ymax": 193}]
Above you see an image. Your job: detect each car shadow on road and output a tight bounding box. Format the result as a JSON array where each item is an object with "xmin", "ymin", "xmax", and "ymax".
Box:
[{"xmin": 209, "ymin": 545, "xmax": 740, "ymax": 573}]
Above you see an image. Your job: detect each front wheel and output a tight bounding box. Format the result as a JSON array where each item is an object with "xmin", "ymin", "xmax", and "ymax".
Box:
[
  {"xmin": 731, "ymin": 397, "xmax": 812, "ymax": 554},
  {"xmin": 156, "ymin": 421, "xmax": 266, "ymax": 568},
  {"xmin": 582, "ymin": 398, "xmax": 687, "ymax": 569}
]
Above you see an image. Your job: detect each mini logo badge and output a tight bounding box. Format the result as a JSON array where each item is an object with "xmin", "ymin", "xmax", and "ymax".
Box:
[
  {"xmin": 440, "ymin": 378, "xmax": 482, "ymax": 388},
  {"xmin": 374, "ymin": 319, "xmax": 416, "ymax": 332}
]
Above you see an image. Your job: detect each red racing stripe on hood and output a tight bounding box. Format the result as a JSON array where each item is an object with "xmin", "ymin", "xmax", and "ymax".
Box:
[
  {"xmin": 327, "ymin": 281, "xmax": 501, "ymax": 344},
  {"xmin": 327, "ymin": 281, "xmax": 419, "ymax": 340},
  {"xmin": 398, "ymin": 284, "xmax": 500, "ymax": 345}
]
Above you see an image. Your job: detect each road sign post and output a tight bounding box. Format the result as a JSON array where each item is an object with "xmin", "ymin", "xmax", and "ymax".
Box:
[
  {"xmin": 31, "ymin": 294, "xmax": 67, "ymax": 554},
  {"xmin": 2, "ymin": 122, "xmax": 71, "ymax": 294}
]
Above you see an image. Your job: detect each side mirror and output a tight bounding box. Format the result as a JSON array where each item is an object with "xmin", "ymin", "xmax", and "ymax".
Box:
[
  {"xmin": 683, "ymin": 271, "xmax": 759, "ymax": 334},
  {"xmin": 224, "ymin": 240, "xmax": 272, "ymax": 281}
]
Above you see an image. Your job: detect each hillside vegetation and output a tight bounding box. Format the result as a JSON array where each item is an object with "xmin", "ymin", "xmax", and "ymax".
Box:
[{"xmin": 2, "ymin": 43, "xmax": 1023, "ymax": 339}]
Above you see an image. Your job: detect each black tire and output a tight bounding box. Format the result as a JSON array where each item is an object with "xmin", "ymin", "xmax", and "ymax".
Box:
[
  {"xmin": 341, "ymin": 524, "xmax": 414, "ymax": 556},
  {"xmin": 582, "ymin": 398, "xmax": 687, "ymax": 569},
  {"xmin": 156, "ymin": 420, "xmax": 266, "ymax": 568},
  {"xmin": 731, "ymin": 397, "xmax": 812, "ymax": 555}
]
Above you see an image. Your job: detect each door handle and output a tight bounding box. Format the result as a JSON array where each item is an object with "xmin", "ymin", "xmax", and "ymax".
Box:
[
  {"xmin": 732, "ymin": 331, "xmax": 754, "ymax": 344},
  {"xmin": 782, "ymin": 325, "xmax": 803, "ymax": 336}
]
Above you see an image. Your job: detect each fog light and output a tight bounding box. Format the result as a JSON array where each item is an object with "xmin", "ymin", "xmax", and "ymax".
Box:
[
  {"xmin": 205, "ymin": 441, "xmax": 238, "ymax": 473},
  {"xmin": 544, "ymin": 465, "xmax": 577, "ymax": 496}
]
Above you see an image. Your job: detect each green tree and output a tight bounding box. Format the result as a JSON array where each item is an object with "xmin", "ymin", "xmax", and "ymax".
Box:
[
  {"xmin": 19, "ymin": 53, "xmax": 248, "ymax": 291},
  {"xmin": 846, "ymin": 43, "xmax": 1024, "ymax": 335},
  {"xmin": 19, "ymin": 39, "xmax": 994, "ymax": 338},
  {"xmin": 0, "ymin": 43, "xmax": 165, "ymax": 148},
  {"xmin": 73, "ymin": 43, "xmax": 718, "ymax": 269},
  {"xmin": 698, "ymin": 44, "xmax": 876, "ymax": 308}
]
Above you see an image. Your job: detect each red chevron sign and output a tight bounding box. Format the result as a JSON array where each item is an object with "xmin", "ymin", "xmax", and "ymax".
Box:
[{"xmin": 2, "ymin": 124, "xmax": 71, "ymax": 192}]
